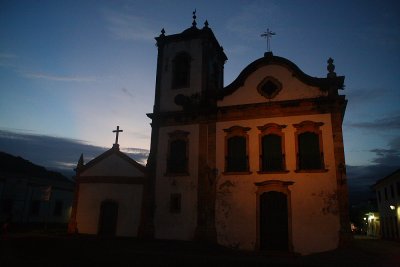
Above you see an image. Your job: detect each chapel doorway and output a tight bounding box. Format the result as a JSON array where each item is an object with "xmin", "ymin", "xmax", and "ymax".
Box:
[
  {"xmin": 259, "ymin": 191, "xmax": 288, "ymax": 250},
  {"xmin": 98, "ymin": 200, "xmax": 118, "ymax": 236}
]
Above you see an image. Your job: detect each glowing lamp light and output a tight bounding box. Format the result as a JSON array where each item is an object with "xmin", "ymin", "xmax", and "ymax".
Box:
[
  {"xmin": 389, "ymin": 205, "xmax": 395, "ymax": 210},
  {"xmin": 363, "ymin": 217, "xmax": 367, "ymax": 221}
]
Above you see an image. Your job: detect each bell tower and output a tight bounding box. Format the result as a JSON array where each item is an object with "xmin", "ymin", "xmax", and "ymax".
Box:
[
  {"xmin": 143, "ymin": 12, "xmax": 227, "ymax": 241},
  {"xmin": 153, "ymin": 11, "xmax": 227, "ymax": 113}
]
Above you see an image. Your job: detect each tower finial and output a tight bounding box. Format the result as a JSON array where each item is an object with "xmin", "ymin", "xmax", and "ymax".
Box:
[
  {"xmin": 204, "ymin": 20, "xmax": 209, "ymax": 28},
  {"xmin": 327, "ymin": 57, "xmax": 337, "ymax": 78},
  {"xmin": 160, "ymin": 28, "xmax": 165, "ymax": 37},
  {"xmin": 192, "ymin": 9, "xmax": 197, "ymax": 27},
  {"xmin": 75, "ymin": 153, "xmax": 84, "ymax": 174}
]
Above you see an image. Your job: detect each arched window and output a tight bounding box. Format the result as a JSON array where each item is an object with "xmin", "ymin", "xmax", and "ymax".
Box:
[
  {"xmin": 294, "ymin": 121, "xmax": 325, "ymax": 171},
  {"xmin": 262, "ymin": 134, "xmax": 283, "ymax": 171},
  {"xmin": 227, "ymin": 136, "xmax": 247, "ymax": 172},
  {"xmin": 166, "ymin": 130, "xmax": 189, "ymax": 174},
  {"xmin": 258, "ymin": 123, "xmax": 287, "ymax": 172},
  {"xmin": 172, "ymin": 52, "xmax": 191, "ymax": 89},
  {"xmin": 298, "ymin": 132, "xmax": 322, "ymax": 170},
  {"xmin": 223, "ymin": 126, "xmax": 250, "ymax": 173}
]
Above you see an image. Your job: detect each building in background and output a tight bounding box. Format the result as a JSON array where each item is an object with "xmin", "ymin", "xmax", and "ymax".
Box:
[
  {"xmin": 144, "ymin": 14, "xmax": 351, "ymax": 255},
  {"xmin": 373, "ymin": 169, "xmax": 400, "ymax": 240},
  {"xmin": 0, "ymin": 152, "xmax": 74, "ymax": 226},
  {"xmin": 365, "ymin": 212, "xmax": 380, "ymax": 237}
]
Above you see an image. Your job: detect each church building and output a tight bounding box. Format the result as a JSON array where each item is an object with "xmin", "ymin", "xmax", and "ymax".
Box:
[
  {"xmin": 143, "ymin": 14, "xmax": 351, "ymax": 255},
  {"xmin": 68, "ymin": 128, "xmax": 146, "ymax": 236}
]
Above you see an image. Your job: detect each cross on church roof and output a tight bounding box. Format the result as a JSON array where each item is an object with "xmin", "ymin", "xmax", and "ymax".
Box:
[
  {"xmin": 112, "ymin": 126, "xmax": 123, "ymax": 145},
  {"xmin": 261, "ymin": 28, "xmax": 276, "ymax": 52}
]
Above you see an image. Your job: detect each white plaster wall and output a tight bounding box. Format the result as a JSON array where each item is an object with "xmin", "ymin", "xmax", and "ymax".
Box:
[
  {"xmin": 159, "ymin": 39, "xmax": 204, "ymax": 112},
  {"xmin": 80, "ymin": 154, "xmax": 144, "ymax": 177},
  {"xmin": 376, "ymin": 173, "xmax": 400, "ymax": 217},
  {"xmin": 76, "ymin": 183, "xmax": 143, "ymax": 236},
  {"xmin": 154, "ymin": 124, "xmax": 199, "ymax": 240},
  {"xmin": 215, "ymin": 113, "xmax": 340, "ymax": 255},
  {"xmin": 375, "ymin": 173, "xmax": 400, "ymax": 237},
  {"xmin": 220, "ymin": 65, "xmax": 327, "ymax": 107}
]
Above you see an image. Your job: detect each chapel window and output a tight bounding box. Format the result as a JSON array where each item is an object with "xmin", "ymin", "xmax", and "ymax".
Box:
[
  {"xmin": 224, "ymin": 126, "xmax": 250, "ymax": 173},
  {"xmin": 258, "ymin": 123, "xmax": 287, "ymax": 172},
  {"xmin": 53, "ymin": 200, "xmax": 63, "ymax": 216},
  {"xmin": 29, "ymin": 200, "xmax": 40, "ymax": 216},
  {"xmin": 166, "ymin": 130, "xmax": 189, "ymax": 175},
  {"xmin": 170, "ymin": 193, "xmax": 182, "ymax": 213},
  {"xmin": 294, "ymin": 121, "xmax": 325, "ymax": 171},
  {"xmin": 172, "ymin": 52, "xmax": 191, "ymax": 89},
  {"xmin": 397, "ymin": 182, "xmax": 400, "ymax": 196},
  {"xmin": 2, "ymin": 199, "xmax": 14, "ymax": 215}
]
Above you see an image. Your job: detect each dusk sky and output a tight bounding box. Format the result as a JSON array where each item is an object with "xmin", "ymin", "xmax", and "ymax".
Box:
[{"xmin": 0, "ymin": 1, "xmax": 399, "ymax": 199}]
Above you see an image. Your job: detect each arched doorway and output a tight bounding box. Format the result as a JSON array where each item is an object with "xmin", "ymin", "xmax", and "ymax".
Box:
[
  {"xmin": 260, "ymin": 191, "xmax": 288, "ymax": 250},
  {"xmin": 98, "ymin": 200, "xmax": 118, "ymax": 236},
  {"xmin": 255, "ymin": 180, "xmax": 293, "ymax": 252}
]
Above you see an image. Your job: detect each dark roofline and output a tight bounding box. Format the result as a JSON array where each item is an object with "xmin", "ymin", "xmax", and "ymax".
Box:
[
  {"xmin": 218, "ymin": 52, "xmax": 344, "ymax": 100},
  {"xmin": 79, "ymin": 145, "xmax": 146, "ymax": 174},
  {"xmin": 155, "ymin": 25, "xmax": 227, "ymax": 61},
  {"xmin": 372, "ymin": 168, "xmax": 400, "ymax": 189}
]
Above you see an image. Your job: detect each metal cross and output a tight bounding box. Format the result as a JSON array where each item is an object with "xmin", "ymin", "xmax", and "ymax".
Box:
[
  {"xmin": 112, "ymin": 126, "xmax": 123, "ymax": 145},
  {"xmin": 261, "ymin": 28, "xmax": 276, "ymax": 52}
]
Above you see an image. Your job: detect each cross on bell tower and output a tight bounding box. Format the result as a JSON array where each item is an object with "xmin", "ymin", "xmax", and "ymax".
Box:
[{"xmin": 112, "ymin": 126, "xmax": 123, "ymax": 148}]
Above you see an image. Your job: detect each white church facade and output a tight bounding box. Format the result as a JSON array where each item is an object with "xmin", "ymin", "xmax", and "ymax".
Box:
[
  {"xmin": 70, "ymin": 15, "xmax": 351, "ymax": 256},
  {"xmin": 144, "ymin": 17, "xmax": 350, "ymax": 255}
]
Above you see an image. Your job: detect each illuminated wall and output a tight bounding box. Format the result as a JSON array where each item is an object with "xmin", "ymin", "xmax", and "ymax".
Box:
[
  {"xmin": 153, "ymin": 124, "xmax": 199, "ymax": 240},
  {"xmin": 72, "ymin": 147, "xmax": 146, "ymax": 237},
  {"xmin": 373, "ymin": 169, "xmax": 400, "ymax": 239}
]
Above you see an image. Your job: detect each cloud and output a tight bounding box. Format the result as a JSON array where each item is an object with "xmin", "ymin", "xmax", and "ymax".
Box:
[
  {"xmin": 0, "ymin": 129, "xmax": 149, "ymax": 178},
  {"xmin": 370, "ymin": 148, "xmax": 400, "ymax": 165},
  {"xmin": 370, "ymin": 136, "xmax": 400, "ymax": 165},
  {"xmin": 346, "ymin": 164, "xmax": 396, "ymax": 204},
  {"xmin": 347, "ymin": 136, "xmax": 400, "ymax": 204},
  {"xmin": 103, "ymin": 10, "xmax": 156, "ymax": 42},
  {"xmin": 388, "ymin": 135, "xmax": 400, "ymax": 149},
  {"xmin": 121, "ymin": 87, "xmax": 134, "ymax": 99},
  {"xmin": 346, "ymin": 114, "xmax": 400, "ymax": 130},
  {"xmin": 345, "ymin": 87, "xmax": 389, "ymax": 107},
  {"xmin": 128, "ymin": 131, "xmax": 150, "ymax": 140},
  {"xmin": 24, "ymin": 72, "xmax": 98, "ymax": 82},
  {"xmin": 225, "ymin": 2, "xmax": 280, "ymax": 40},
  {"xmin": 121, "ymin": 147, "xmax": 149, "ymax": 165},
  {"xmin": 0, "ymin": 53, "xmax": 17, "ymax": 59},
  {"xmin": 0, "ymin": 53, "xmax": 17, "ymax": 68}
]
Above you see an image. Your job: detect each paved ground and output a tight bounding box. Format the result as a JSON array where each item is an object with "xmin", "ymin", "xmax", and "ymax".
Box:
[{"xmin": 0, "ymin": 234, "xmax": 399, "ymax": 266}]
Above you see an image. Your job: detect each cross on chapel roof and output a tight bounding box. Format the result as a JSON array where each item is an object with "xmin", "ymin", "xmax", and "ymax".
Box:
[{"xmin": 112, "ymin": 126, "xmax": 123, "ymax": 149}]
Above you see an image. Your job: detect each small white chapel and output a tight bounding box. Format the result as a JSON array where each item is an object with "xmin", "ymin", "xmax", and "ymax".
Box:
[{"xmin": 68, "ymin": 127, "xmax": 146, "ymax": 237}]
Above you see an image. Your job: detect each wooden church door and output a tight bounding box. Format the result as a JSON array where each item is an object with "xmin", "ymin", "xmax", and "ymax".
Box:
[
  {"xmin": 260, "ymin": 191, "xmax": 288, "ymax": 250},
  {"xmin": 98, "ymin": 200, "xmax": 118, "ymax": 236}
]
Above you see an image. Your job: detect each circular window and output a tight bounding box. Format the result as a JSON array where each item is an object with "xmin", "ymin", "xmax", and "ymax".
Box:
[{"xmin": 257, "ymin": 77, "xmax": 282, "ymax": 99}]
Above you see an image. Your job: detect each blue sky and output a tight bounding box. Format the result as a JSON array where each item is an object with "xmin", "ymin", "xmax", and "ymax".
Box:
[{"xmin": 0, "ymin": 0, "xmax": 399, "ymax": 198}]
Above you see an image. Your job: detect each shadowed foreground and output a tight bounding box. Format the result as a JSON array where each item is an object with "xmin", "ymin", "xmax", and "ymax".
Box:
[{"xmin": 0, "ymin": 234, "xmax": 398, "ymax": 266}]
